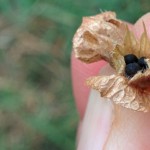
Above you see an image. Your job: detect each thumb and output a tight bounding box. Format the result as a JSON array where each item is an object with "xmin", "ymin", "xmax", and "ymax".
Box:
[
  {"xmin": 105, "ymin": 12, "xmax": 150, "ymax": 150},
  {"xmin": 77, "ymin": 65, "xmax": 150, "ymax": 150},
  {"xmin": 77, "ymin": 64, "xmax": 115, "ymax": 150},
  {"xmin": 77, "ymin": 13, "xmax": 150, "ymax": 150}
]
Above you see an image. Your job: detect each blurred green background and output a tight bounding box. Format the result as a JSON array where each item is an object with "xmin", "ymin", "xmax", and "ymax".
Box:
[{"xmin": 0, "ymin": 0, "xmax": 149, "ymax": 150}]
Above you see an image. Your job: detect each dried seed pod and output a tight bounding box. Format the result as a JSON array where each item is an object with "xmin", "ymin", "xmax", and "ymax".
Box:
[{"xmin": 73, "ymin": 11, "xmax": 150, "ymax": 112}]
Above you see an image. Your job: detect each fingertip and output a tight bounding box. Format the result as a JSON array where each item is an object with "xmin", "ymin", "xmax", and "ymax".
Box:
[{"xmin": 71, "ymin": 53, "xmax": 107, "ymax": 119}]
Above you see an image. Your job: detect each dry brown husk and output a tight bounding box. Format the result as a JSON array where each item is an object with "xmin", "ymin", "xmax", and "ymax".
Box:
[
  {"xmin": 73, "ymin": 11, "xmax": 126, "ymax": 63},
  {"xmin": 86, "ymin": 75, "xmax": 150, "ymax": 112},
  {"xmin": 73, "ymin": 11, "xmax": 150, "ymax": 112}
]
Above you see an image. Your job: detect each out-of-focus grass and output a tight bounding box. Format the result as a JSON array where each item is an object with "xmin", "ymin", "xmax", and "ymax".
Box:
[{"xmin": 0, "ymin": 0, "xmax": 149, "ymax": 150}]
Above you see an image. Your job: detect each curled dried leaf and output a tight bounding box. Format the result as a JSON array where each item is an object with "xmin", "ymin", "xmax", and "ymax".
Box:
[{"xmin": 73, "ymin": 11, "xmax": 126, "ymax": 63}]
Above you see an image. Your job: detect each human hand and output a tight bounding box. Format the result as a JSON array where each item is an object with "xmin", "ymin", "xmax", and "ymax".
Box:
[{"xmin": 72, "ymin": 13, "xmax": 150, "ymax": 150}]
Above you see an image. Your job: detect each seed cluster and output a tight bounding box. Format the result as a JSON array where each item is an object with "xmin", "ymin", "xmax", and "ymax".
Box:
[{"xmin": 124, "ymin": 54, "xmax": 148, "ymax": 78}]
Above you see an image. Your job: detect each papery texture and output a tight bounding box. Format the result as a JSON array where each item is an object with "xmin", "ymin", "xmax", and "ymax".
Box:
[
  {"xmin": 110, "ymin": 46, "xmax": 125, "ymax": 74},
  {"xmin": 116, "ymin": 25, "xmax": 150, "ymax": 58},
  {"xmin": 140, "ymin": 25, "xmax": 150, "ymax": 57},
  {"xmin": 73, "ymin": 11, "xmax": 126, "ymax": 63},
  {"xmin": 73, "ymin": 11, "xmax": 150, "ymax": 112},
  {"xmin": 86, "ymin": 75, "xmax": 150, "ymax": 112},
  {"xmin": 129, "ymin": 69, "xmax": 150, "ymax": 91}
]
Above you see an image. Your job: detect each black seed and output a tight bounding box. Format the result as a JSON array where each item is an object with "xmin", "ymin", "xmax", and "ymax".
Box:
[
  {"xmin": 125, "ymin": 63, "xmax": 141, "ymax": 77},
  {"xmin": 124, "ymin": 54, "xmax": 138, "ymax": 64},
  {"xmin": 138, "ymin": 57, "xmax": 148, "ymax": 70}
]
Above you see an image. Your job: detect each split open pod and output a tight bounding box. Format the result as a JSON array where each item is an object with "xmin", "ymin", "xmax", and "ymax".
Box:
[{"xmin": 73, "ymin": 11, "xmax": 150, "ymax": 112}]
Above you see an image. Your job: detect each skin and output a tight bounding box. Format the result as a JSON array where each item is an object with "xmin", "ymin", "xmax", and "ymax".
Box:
[{"xmin": 71, "ymin": 13, "xmax": 150, "ymax": 150}]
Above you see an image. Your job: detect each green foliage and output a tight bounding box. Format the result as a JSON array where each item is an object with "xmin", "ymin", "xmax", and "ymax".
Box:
[{"xmin": 0, "ymin": 0, "xmax": 149, "ymax": 150}]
